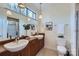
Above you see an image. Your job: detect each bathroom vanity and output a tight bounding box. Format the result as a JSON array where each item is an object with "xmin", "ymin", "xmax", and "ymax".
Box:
[{"xmin": 0, "ymin": 33, "xmax": 45, "ymax": 56}]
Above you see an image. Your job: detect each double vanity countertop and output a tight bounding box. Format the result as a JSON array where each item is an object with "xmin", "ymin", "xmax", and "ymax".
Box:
[
  {"xmin": 0, "ymin": 37, "xmax": 35, "ymax": 53},
  {"xmin": 0, "ymin": 34, "xmax": 44, "ymax": 54}
]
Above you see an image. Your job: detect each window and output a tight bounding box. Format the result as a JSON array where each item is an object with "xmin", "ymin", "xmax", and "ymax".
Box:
[
  {"xmin": 7, "ymin": 3, "xmax": 11, "ymax": 9},
  {"xmin": 10, "ymin": 3, "xmax": 16, "ymax": 11},
  {"xmin": 7, "ymin": 4, "xmax": 36, "ymax": 19},
  {"xmin": 28, "ymin": 9, "xmax": 33, "ymax": 18},
  {"xmin": 32, "ymin": 12, "xmax": 36, "ymax": 19},
  {"xmin": 21, "ymin": 8, "xmax": 27, "ymax": 16},
  {"xmin": 15, "ymin": 4, "xmax": 20, "ymax": 13},
  {"xmin": 7, "ymin": 3, "xmax": 20, "ymax": 13},
  {"xmin": 27, "ymin": 8, "xmax": 36, "ymax": 19}
]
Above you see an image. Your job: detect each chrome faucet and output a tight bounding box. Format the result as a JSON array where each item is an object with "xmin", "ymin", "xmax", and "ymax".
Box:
[{"xmin": 15, "ymin": 36, "xmax": 19, "ymax": 43}]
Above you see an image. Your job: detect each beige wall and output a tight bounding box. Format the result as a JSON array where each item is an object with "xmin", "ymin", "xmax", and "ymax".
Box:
[
  {"xmin": 0, "ymin": 3, "xmax": 76, "ymax": 55},
  {"xmin": 70, "ymin": 4, "xmax": 76, "ymax": 56},
  {"xmin": 38, "ymin": 4, "xmax": 76, "ymax": 55}
]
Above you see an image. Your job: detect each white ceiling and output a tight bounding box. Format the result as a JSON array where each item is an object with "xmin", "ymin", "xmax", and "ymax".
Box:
[{"xmin": 31, "ymin": 3, "xmax": 71, "ymax": 10}]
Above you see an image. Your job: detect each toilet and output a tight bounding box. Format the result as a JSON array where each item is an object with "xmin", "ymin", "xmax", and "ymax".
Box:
[{"xmin": 57, "ymin": 38, "xmax": 67, "ymax": 56}]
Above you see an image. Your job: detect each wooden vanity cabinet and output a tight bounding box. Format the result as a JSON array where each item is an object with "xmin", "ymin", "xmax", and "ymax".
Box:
[
  {"xmin": 39, "ymin": 39, "xmax": 44, "ymax": 50},
  {"xmin": 28, "ymin": 39, "xmax": 38, "ymax": 56},
  {"xmin": 0, "ymin": 33, "xmax": 45, "ymax": 56},
  {"xmin": 29, "ymin": 33, "xmax": 45, "ymax": 56}
]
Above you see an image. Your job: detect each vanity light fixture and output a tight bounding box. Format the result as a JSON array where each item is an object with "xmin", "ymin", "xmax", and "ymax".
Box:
[
  {"xmin": 18, "ymin": 3, "xmax": 26, "ymax": 9},
  {"xmin": 39, "ymin": 3, "xmax": 43, "ymax": 19}
]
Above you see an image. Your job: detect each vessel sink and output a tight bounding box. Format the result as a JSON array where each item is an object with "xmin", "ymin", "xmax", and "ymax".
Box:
[
  {"xmin": 3, "ymin": 39, "xmax": 29, "ymax": 52},
  {"xmin": 34, "ymin": 35, "xmax": 43, "ymax": 39}
]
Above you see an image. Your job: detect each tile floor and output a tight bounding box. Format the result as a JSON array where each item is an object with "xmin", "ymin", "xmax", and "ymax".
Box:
[{"xmin": 36, "ymin": 48, "xmax": 58, "ymax": 56}]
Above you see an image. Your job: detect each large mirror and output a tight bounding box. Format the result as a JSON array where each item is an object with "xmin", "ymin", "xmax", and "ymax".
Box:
[{"xmin": 7, "ymin": 17, "xmax": 19, "ymax": 39}]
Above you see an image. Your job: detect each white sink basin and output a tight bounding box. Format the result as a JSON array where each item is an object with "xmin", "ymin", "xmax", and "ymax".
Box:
[
  {"xmin": 29, "ymin": 36, "xmax": 37, "ymax": 39},
  {"xmin": 3, "ymin": 39, "xmax": 29, "ymax": 52},
  {"xmin": 34, "ymin": 35, "xmax": 43, "ymax": 39}
]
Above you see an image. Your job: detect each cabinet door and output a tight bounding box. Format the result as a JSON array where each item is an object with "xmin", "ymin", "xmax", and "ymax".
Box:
[
  {"xmin": 29, "ymin": 39, "xmax": 38, "ymax": 56},
  {"xmin": 30, "ymin": 40, "xmax": 36, "ymax": 56},
  {"xmin": 40, "ymin": 39, "xmax": 44, "ymax": 48}
]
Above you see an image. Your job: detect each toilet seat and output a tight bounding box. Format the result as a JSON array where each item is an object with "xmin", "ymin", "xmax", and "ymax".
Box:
[{"xmin": 57, "ymin": 46, "xmax": 67, "ymax": 54}]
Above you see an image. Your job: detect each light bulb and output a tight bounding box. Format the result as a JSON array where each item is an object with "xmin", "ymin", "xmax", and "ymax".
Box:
[
  {"xmin": 39, "ymin": 14, "xmax": 43, "ymax": 19},
  {"xmin": 28, "ymin": 18, "xmax": 31, "ymax": 21},
  {"xmin": 6, "ymin": 10, "xmax": 12, "ymax": 15}
]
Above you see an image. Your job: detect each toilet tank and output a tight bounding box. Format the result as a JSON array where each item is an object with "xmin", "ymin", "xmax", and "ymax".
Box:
[{"xmin": 57, "ymin": 38, "xmax": 66, "ymax": 46}]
